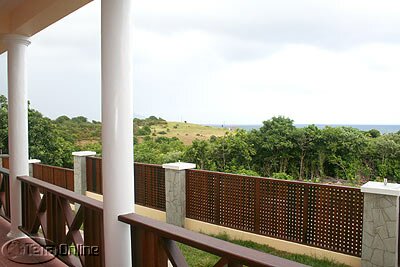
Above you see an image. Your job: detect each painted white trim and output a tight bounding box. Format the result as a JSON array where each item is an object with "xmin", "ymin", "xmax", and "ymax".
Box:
[
  {"xmin": 361, "ymin": 181, "xmax": 400, "ymax": 196},
  {"xmin": 162, "ymin": 162, "xmax": 196, "ymax": 170},
  {"xmin": 72, "ymin": 151, "xmax": 96, "ymax": 157},
  {"xmin": 1, "ymin": 34, "xmax": 31, "ymax": 47}
]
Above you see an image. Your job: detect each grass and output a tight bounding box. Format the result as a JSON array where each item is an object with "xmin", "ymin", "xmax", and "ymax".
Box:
[
  {"xmin": 149, "ymin": 122, "xmax": 228, "ymax": 145},
  {"xmin": 177, "ymin": 233, "xmax": 350, "ymax": 267}
]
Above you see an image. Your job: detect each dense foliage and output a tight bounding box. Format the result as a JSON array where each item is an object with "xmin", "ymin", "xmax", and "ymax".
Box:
[
  {"xmin": 185, "ymin": 117, "xmax": 400, "ymax": 183},
  {"xmin": 1, "ymin": 94, "xmax": 399, "ymax": 184}
]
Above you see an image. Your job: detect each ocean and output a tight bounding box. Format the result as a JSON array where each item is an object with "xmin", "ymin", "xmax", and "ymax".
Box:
[{"xmin": 207, "ymin": 124, "xmax": 400, "ymax": 134}]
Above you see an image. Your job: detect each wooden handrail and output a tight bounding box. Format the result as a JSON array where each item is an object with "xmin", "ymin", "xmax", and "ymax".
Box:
[
  {"xmin": 0, "ymin": 167, "xmax": 9, "ymax": 175},
  {"xmin": 119, "ymin": 213, "xmax": 309, "ymax": 267},
  {"xmin": 18, "ymin": 176, "xmax": 102, "ymax": 211}
]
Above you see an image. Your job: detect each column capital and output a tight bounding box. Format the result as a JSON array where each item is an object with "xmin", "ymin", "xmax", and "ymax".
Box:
[
  {"xmin": 162, "ymin": 162, "xmax": 196, "ymax": 170},
  {"xmin": 1, "ymin": 34, "xmax": 31, "ymax": 47},
  {"xmin": 361, "ymin": 181, "xmax": 400, "ymax": 196},
  {"xmin": 28, "ymin": 159, "xmax": 41, "ymax": 164},
  {"xmin": 72, "ymin": 151, "xmax": 96, "ymax": 157}
]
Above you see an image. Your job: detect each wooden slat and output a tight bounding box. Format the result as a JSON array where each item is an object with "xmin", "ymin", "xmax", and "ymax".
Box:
[
  {"xmin": 160, "ymin": 238, "xmax": 188, "ymax": 267},
  {"xmin": 84, "ymin": 207, "xmax": 105, "ymax": 267},
  {"xmin": 86, "ymin": 157, "xmax": 93, "ymax": 192},
  {"xmin": 2, "ymin": 157, "xmax": 9, "ymax": 169},
  {"xmin": 213, "ymin": 258, "xmax": 229, "ymax": 267}
]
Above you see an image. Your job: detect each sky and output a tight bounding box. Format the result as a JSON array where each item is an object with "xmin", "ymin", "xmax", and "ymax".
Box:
[{"xmin": 1, "ymin": 0, "xmax": 400, "ymax": 125}]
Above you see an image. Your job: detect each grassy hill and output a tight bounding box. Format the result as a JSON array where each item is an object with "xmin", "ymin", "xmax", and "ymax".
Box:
[{"xmin": 141, "ymin": 121, "xmax": 228, "ymax": 145}]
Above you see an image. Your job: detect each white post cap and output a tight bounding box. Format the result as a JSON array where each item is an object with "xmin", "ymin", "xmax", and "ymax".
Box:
[
  {"xmin": 28, "ymin": 159, "xmax": 41, "ymax": 164},
  {"xmin": 72, "ymin": 151, "xmax": 96, "ymax": 157},
  {"xmin": 162, "ymin": 162, "xmax": 196, "ymax": 170},
  {"xmin": 361, "ymin": 181, "xmax": 400, "ymax": 197}
]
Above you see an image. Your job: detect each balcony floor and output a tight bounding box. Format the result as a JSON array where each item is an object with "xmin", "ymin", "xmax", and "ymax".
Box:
[{"xmin": 0, "ymin": 217, "xmax": 66, "ymax": 267}]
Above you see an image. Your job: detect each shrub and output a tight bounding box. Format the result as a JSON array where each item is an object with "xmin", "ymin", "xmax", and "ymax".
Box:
[
  {"xmin": 137, "ymin": 126, "xmax": 151, "ymax": 136},
  {"xmin": 272, "ymin": 172, "xmax": 294, "ymax": 180}
]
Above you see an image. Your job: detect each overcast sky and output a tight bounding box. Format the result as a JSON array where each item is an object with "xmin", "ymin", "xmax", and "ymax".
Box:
[{"xmin": 1, "ymin": 0, "xmax": 400, "ymax": 125}]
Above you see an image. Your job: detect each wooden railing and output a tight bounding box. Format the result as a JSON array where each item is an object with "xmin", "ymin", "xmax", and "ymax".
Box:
[
  {"xmin": 119, "ymin": 213, "xmax": 308, "ymax": 267},
  {"xmin": 18, "ymin": 176, "xmax": 104, "ymax": 267},
  {"xmin": 32, "ymin": 163, "xmax": 74, "ymax": 191},
  {"xmin": 0, "ymin": 167, "xmax": 10, "ymax": 221}
]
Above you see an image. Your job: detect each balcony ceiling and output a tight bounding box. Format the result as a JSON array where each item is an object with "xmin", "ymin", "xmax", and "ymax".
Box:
[{"xmin": 0, "ymin": 0, "xmax": 92, "ymax": 54}]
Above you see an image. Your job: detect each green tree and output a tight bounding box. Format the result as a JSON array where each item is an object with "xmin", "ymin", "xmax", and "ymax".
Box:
[
  {"xmin": 293, "ymin": 125, "xmax": 320, "ymax": 180},
  {"xmin": 251, "ymin": 116, "xmax": 295, "ymax": 176},
  {"xmin": 137, "ymin": 125, "xmax": 151, "ymax": 136},
  {"xmin": 210, "ymin": 130, "xmax": 255, "ymax": 172},
  {"xmin": 366, "ymin": 129, "xmax": 381, "ymax": 138},
  {"xmin": 71, "ymin": 116, "xmax": 88, "ymax": 123},
  {"xmin": 29, "ymin": 107, "xmax": 76, "ymax": 167},
  {"xmin": 184, "ymin": 139, "xmax": 211, "ymax": 169},
  {"xmin": 321, "ymin": 127, "xmax": 367, "ymax": 181},
  {"xmin": 134, "ymin": 137, "xmax": 185, "ymax": 164},
  {"xmin": 55, "ymin": 115, "xmax": 70, "ymax": 124}
]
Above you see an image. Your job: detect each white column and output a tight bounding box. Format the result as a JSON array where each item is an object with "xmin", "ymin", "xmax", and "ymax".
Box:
[
  {"xmin": 101, "ymin": 0, "xmax": 134, "ymax": 266},
  {"xmin": 2, "ymin": 34, "xmax": 31, "ymax": 237}
]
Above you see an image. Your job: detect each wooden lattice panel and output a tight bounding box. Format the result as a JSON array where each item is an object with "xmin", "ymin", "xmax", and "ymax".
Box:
[
  {"xmin": 185, "ymin": 170, "xmax": 363, "ymax": 257},
  {"xmin": 259, "ymin": 179, "xmax": 306, "ymax": 243},
  {"xmin": 219, "ymin": 173, "xmax": 256, "ymax": 232},
  {"xmin": 186, "ymin": 169, "xmax": 217, "ymax": 223},
  {"xmin": 134, "ymin": 163, "xmax": 166, "ymax": 211},
  {"xmin": 306, "ymin": 185, "xmax": 363, "ymax": 256}
]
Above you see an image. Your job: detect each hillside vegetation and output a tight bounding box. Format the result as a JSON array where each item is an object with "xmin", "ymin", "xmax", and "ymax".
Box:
[{"xmin": 139, "ymin": 121, "xmax": 226, "ymax": 145}]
